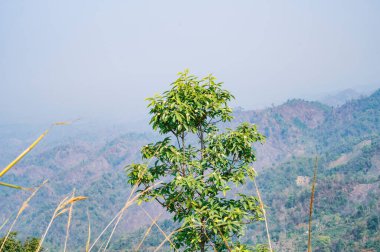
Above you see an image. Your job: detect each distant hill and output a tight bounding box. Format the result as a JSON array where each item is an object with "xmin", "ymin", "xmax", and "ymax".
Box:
[
  {"xmin": 245, "ymin": 89, "xmax": 380, "ymax": 250},
  {"xmin": 319, "ymin": 88, "xmax": 364, "ymax": 107},
  {"xmin": 0, "ymin": 89, "xmax": 379, "ymax": 251}
]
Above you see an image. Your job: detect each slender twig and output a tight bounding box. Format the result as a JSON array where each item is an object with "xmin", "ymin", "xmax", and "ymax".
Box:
[
  {"xmin": 215, "ymin": 225, "xmax": 232, "ymax": 252},
  {"xmin": 252, "ymin": 167, "xmax": 272, "ymax": 252},
  {"xmin": 203, "ymin": 229, "xmax": 217, "ymax": 252},
  {"xmin": 86, "ymin": 209, "xmax": 91, "ymax": 252},
  {"xmin": 308, "ymin": 157, "xmax": 318, "ymax": 252}
]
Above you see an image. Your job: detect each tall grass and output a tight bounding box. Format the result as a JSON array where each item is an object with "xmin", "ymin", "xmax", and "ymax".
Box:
[
  {"xmin": 0, "ymin": 180, "xmax": 47, "ymax": 252},
  {"xmin": 135, "ymin": 210, "xmax": 163, "ymax": 251},
  {"xmin": 36, "ymin": 194, "xmax": 87, "ymax": 251},
  {"xmin": 88, "ymin": 181, "xmax": 163, "ymax": 251},
  {"xmin": 140, "ymin": 207, "xmax": 174, "ymax": 248},
  {"xmin": 89, "ymin": 141, "xmax": 167, "ymax": 251},
  {"xmin": 64, "ymin": 189, "xmax": 76, "ymax": 252},
  {"xmin": 1, "ymin": 172, "xmax": 276, "ymax": 252}
]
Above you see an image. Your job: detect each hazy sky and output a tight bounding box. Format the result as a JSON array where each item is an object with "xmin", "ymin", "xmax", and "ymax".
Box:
[{"xmin": 1, "ymin": 1, "xmax": 379, "ymax": 124}]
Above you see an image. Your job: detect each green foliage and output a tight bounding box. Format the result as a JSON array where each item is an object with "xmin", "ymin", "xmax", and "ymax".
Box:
[
  {"xmin": 0, "ymin": 232, "xmax": 43, "ymax": 252},
  {"xmin": 252, "ymin": 244, "xmax": 270, "ymax": 252},
  {"xmin": 127, "ymin": 70, "xmax": 265, "ymax": 251},
  {"xmin": 249, "ymin": 134, "xmax": 380, "ymax": 251},
  {"xmin": 0, "ymin": 233, "xmax": 22, "ymax": 252},
  {"xmin": 22, "ymin": 237, "xmax": 41, "ymax": 252},
  {"xmin": 315, "ymin": 235, "xmax": 332, "ymax": 252},
  {"xmin": 367, "ymin": 215, "xmax": 379, "ymax": 233}
]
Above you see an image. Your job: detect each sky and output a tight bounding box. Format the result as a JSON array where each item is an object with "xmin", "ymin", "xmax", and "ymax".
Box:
[{"xmin": 1, "ymin": 0, "xmax": 379, "ymax": 124}]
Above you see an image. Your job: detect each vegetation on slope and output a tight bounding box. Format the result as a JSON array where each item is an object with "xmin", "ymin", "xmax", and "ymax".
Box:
[{"xmin": 0, "ymin": 88, "xmax": 379, "ymax": 251}]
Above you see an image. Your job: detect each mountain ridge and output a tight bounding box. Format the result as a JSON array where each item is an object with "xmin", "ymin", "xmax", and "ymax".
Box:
[{"xmin": 0, "ymin": 88, "xmax": 379, "ymax": 251}]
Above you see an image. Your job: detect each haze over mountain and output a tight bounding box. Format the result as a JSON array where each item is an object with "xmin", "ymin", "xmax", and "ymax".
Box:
[
  {"xmin": 1, "ymin": 89, "xmax": 379, "ymax": 251},
  {"xmin": 1, "ymin": 1, "xmax": 380, "ymax": 123}
]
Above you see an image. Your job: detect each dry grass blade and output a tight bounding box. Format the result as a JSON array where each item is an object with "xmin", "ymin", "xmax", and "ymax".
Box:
[
  {"xmin": 90, "ymin": 142, "xmax": 165, "ymax": 252},
  {"xmin": 154, "ymin": 222, "xmax": 234, "ymax": 252},
  {"xmin": 100, "ymin": 182, "xmax": 163, "ymax": 252},
  {"xmin": 37, "ymin": 193, "xmax": 87, "ymax": 252},
  {"xmin": 0, "ymin": 130, "xmax": 48, "ymax": 178},
  {"xmin": 135, "ymin": 211, "xmax": 163, "ymax": 251},
  {"xmin": 64, "ymin": 189, "xmax": 76, "ymax": 252},
  {"xmin": 0, "ymin": 180, "xmax": 48, "ymax": 252},
  {"xmin": 88, "ymin": 210, "xmax": 122, "ymax": 251},
  {"xmin": 0, "ymin": 119, "xmax": 77, "ymax": 181},
  {"xmin": 153, "ymin": 225, "xmax": 204, "ymax": 252},
  {"xmin": 88, "ymin": 181, "xmax": 162, "ymax": 251},
  {"xmin": 53, "ymin": 118, "xmax": 81, "ymax": 126},
  {"xmin": 153, "ymin": 223, "xmax": 206, "ymax": 252},
  {"xmin": 308, "ymin": 157, "xmax": 318, "ymax": 252},
  {"xmin": 0, "ymin": 181, "xmax": 32, "ymax": 191},
  {"xmin": 64, "ymin": 196, "xmax": 88, "ymax": 205},
  {"xmin": 0, "ymin": 217, "xmax": 10, "ymax": 233},
  {"xmin": 86, "ymin": 209, "xmax": 91, "ymax": 252},
  {"xmin": 55, "ymin": 208, "xmax": 70, "ymax": 218},
  {"xmin": 252, "ymin": 167, "xmax": 272, "ymax": 252},
  {"xmin": 153, "ymin": 230, "xmax": 177, "ymax": 252},
  {"xmin": 97, "ymin": 239, "xmax": 108, "ymax": 252},
  {"xmin": 54, "ymin": 122, "xmax": 71, "ymax": 126},
  {"xmin": 102, "ymin": 210, "xmax": 124, "ymax": 252},
  {"xmin": 140, "ymin": 207, "xmax": 175, "ymax": 248}
]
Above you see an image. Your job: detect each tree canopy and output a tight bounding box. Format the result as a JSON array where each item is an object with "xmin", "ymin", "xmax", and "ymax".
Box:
[{"xmin": 127, "ymin": 70, "xmax": 266, "ymax": 251}]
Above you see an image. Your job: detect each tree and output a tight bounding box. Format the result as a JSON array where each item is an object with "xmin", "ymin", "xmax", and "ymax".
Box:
[
  {"xmin": 0, "ymin": 232, "xmax": 22, "ymax": 252},
  {"xmin": 23, "ymin": 237, "xmax": 42, "ymax": 252},
  {"xmin": 127, "ymin": 70, "xmax": 266, "ymax": 251},
  {"xmin": 0, "ymin": 232, "xmax": 43, "ymax": 252}
]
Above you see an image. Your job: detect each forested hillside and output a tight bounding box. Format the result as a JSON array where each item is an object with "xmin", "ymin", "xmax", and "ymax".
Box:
[{"xmin": 0, "ymin": 89, "xmax": 379, "ymax": 251}]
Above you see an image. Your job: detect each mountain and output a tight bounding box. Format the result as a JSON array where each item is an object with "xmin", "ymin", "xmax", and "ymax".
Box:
[
  {"xmin": 232, "ymin": 99, "xmax": 331, "ymax": 169},
  {"xmin": 0, "ymin": 89, "xmax": 379, "ymax": 251},
  {"xmin": 319, "ymin": 88, "xmax": 364, "ymax": 107},
  {"xmin": 247, "ymin": 89, "xmax": 380, "ymax": 250}
]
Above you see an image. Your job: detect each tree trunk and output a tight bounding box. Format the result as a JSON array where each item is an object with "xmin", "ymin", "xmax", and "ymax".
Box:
[{"xmin": 200, "ymin": 242, "xmax": 205, "ymax": 252}]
